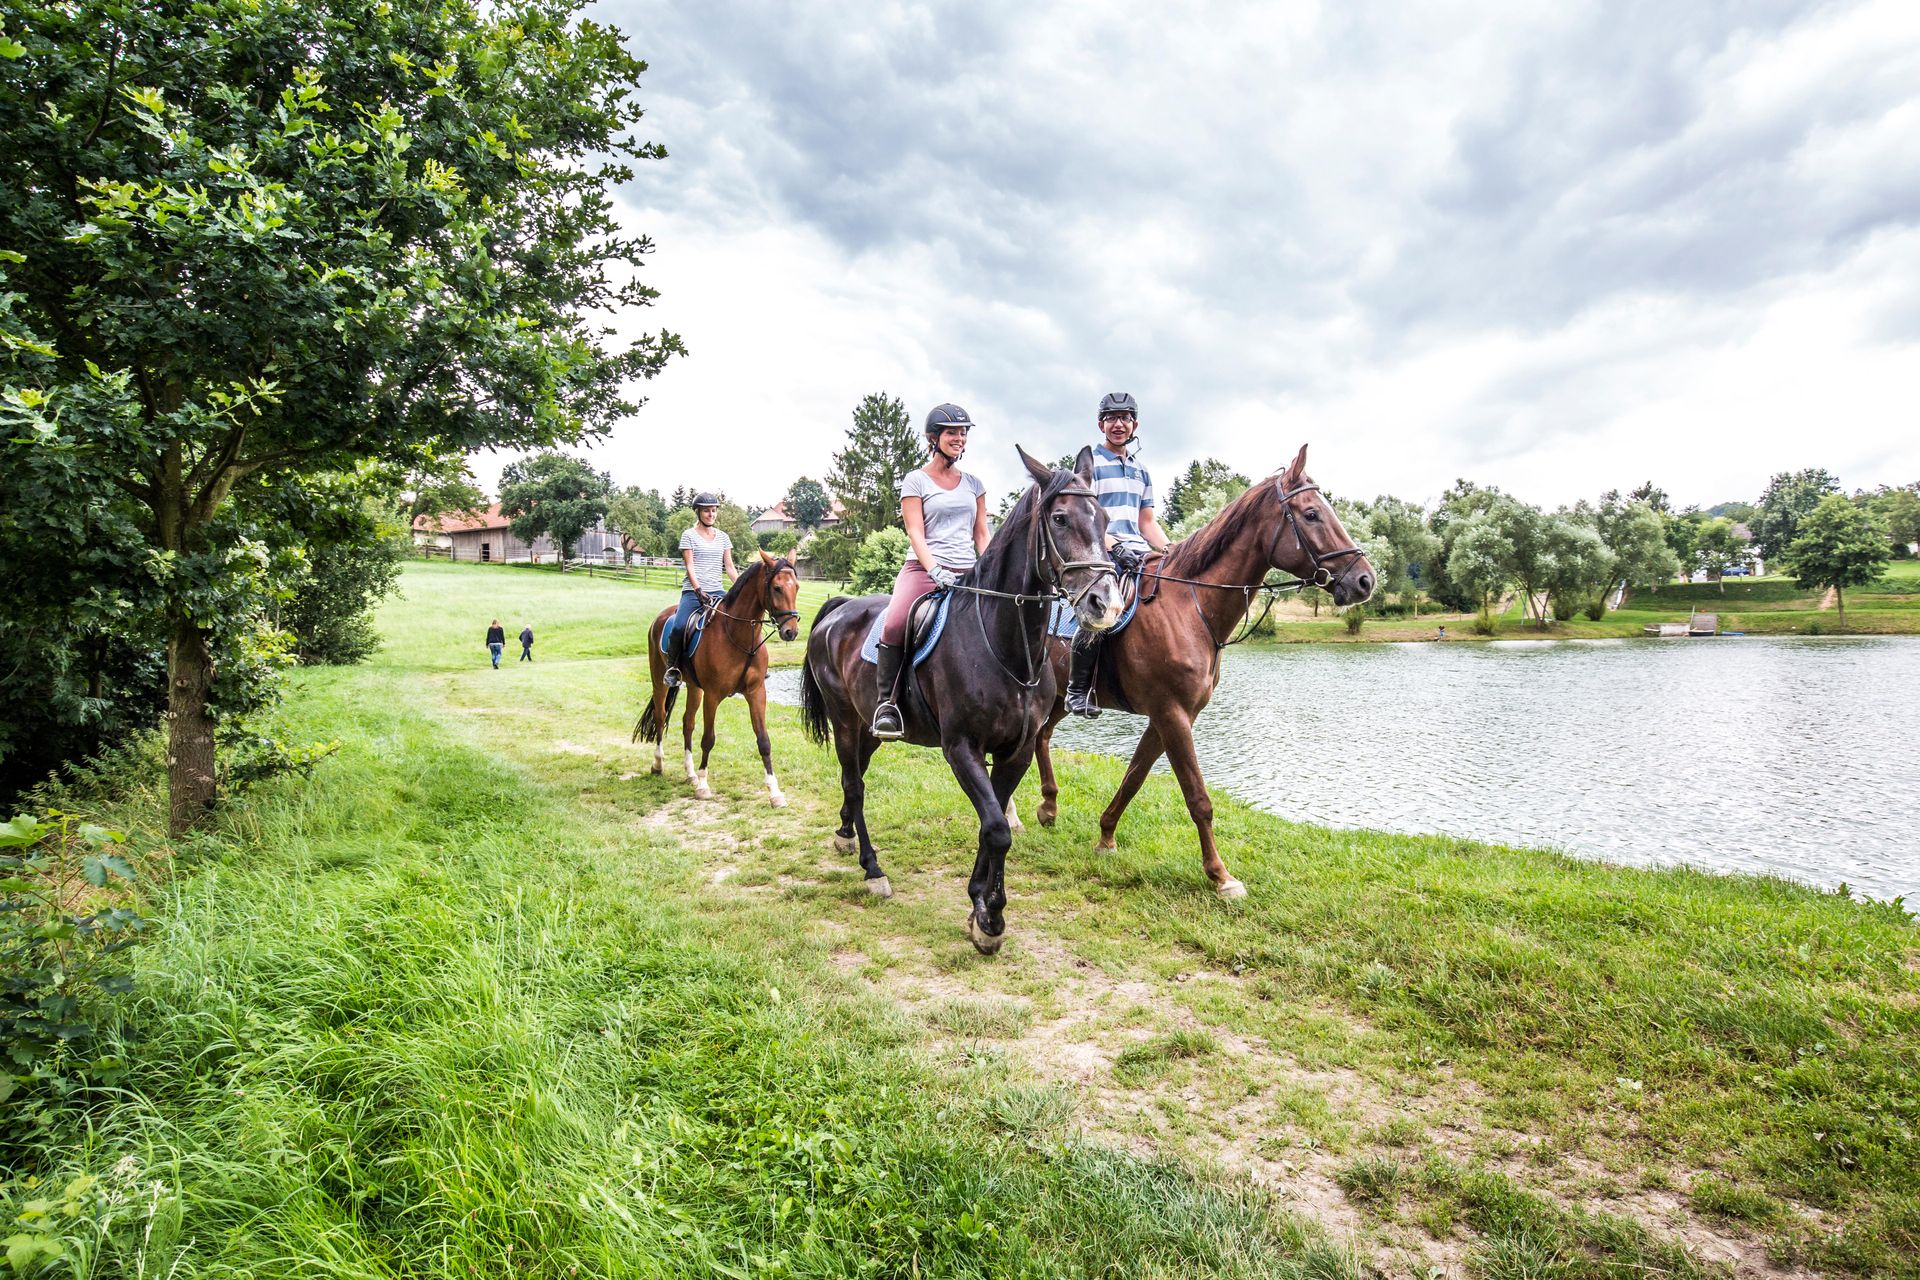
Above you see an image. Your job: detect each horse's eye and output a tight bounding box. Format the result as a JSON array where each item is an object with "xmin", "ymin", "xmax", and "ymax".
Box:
[
  {"xmin": 1304, "ymin": 508, "xmax": 1320, "ymax": 522},
  {"xmin": 1052, "ymin": 512, "xmax": 1067, "ymax": 526}
]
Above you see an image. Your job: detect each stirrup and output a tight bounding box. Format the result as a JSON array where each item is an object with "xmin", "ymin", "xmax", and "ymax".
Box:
[
  {"xmin": 664, "ymin": 666, "xmax": 682, "ymax": 690},
  {"xmin": 1066, "ymin": 686, "xmax": 1101, "ymax": 719},
  {"xmin": 870, "ymin": 701, "xmax": 905, "ymax": 740}
]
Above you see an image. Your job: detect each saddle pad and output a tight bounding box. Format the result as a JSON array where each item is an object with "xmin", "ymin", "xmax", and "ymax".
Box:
[
  {"xmin": 660, "ymin": 607, "xmax": 710, "ymax": 661},
  {"xmin": 859, "ymin": 592, "xmax": 951, "ymax": 667},
  {"xmin": 1050, "ymin": 568, "xmax": 1144, "ymax": 639}
]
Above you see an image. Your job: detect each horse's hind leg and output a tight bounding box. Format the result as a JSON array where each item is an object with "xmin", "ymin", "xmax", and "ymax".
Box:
[
  {"xmin": 833, "ymin": 730, "xmax": 889, "ymax": 896},
  {"xmin": 1096, "ymin": 721, "xmax": 1165, "ymax": 852}
]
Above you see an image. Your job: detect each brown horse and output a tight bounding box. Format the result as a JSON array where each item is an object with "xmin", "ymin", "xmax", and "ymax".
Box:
[
  {"xmin": 1033, "ymin": 445, "xmax": 1374, "ymax": 896},
  {"xmin": 637, "ymin": 551, "xmax": 802, "ymax": 806}
]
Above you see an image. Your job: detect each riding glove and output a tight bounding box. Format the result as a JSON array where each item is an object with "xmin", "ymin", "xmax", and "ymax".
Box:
[{"xmin": 929, "ymin": 566, "xmax": 961, "ymax": 589}]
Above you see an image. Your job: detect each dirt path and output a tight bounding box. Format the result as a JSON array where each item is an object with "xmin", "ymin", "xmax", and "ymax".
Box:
[{"xmin": 600, "ymin": 764, "xmax": 1814, "ymax": 1280}]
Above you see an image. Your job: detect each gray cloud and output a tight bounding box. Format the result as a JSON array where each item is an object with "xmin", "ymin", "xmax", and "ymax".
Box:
[{"xmin": 581, "ymin": 0, "xmax": 1920, "ymax": 507}]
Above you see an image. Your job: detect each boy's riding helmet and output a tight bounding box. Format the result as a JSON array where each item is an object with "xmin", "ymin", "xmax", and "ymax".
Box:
[{"xmin": 693, "ymin": 492, "xmax": 720, "ymax": 508}]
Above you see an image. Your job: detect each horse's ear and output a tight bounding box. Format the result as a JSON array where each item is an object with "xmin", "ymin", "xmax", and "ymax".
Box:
[
  {"xmin": 1281, "ymin": 444, "xmax": 1308, "ymax": 486},
  {"xmin": 1073, "ymin": 445, "xmax": 1095, "ymax": 481},
  {"xmin": 759, "ymin": 548, "xmax": 776, "ymax": 568},
  {"xmin": 1017, "ymin": 444, "xmax": 1052, "ymax": 485}
]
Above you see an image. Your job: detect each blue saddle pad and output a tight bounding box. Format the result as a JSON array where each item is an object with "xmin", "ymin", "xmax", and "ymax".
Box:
[
  {"xmin": 1050, "ymin": 569, "xmax": 1143, "ymax": 639},
  {"xmin": 860, "ymin": 592, "xmax": 951, "ymax": 667},
  {"xmin": 661, "ymin": 607, "xmax": 710, "ymax": 662}
]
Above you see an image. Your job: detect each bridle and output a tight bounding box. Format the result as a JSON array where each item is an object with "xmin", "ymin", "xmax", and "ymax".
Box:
[
  {"xmin": 711, "ymin": 559, "xmax": 801, "ymax": 664},
  {"xmin": 1138, "ymin": 478, "xmax": 1368, "ymax": 649}
]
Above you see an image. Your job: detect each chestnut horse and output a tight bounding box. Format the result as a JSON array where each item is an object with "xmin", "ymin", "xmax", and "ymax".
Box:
[
  {"xmin": 800, "ymin": 447, "xmax": 1121, "ymax": 954},
  {"xmin": 1034, "ymin": 445, "xmax": 1374, "ymax": 896},
  {"xmin": 636, "ymin": 551, "xmax": 802, "ymax": 807}
]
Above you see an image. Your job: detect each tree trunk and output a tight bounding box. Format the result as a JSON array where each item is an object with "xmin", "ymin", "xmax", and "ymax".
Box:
[
  {"xmin": 167, "ymin": 614, "xmax": 218, "ymax": 836},
  {"xmin": 1836, "ymin": 586, "xmax": 1845, "ymax": 629}
]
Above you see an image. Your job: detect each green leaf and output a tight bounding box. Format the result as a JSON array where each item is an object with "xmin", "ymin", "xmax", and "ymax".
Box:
[{"xmin": 0, "ymin": 36, "xmax": 28, "ymax": 60}]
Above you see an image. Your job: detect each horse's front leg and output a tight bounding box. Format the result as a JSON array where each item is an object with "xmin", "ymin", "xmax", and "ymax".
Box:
[
  {"xmin": 680, "ymin": 687, "xmax": 702, "ymax": 788},
  {"xmin": 745, "ymin": 681, "xmax": 784, "ymax": 808},
  {"xmin": 1096, "ymin": 720, "xmax": 1165, "ymax": 852},
  {"xmin": 947, "ymin": 737, "xmax": 1012, "ymax": 955},
  {"xmin": 1157, "ymin": 709, "xmax": 1244, "ymax": 898},
  {"xmin": 695, "ymin": 694, "xmax": 720, "ymax": 800},
  {"xmin": 1034, "ymin": 703, "xmax": 1065, "ymax": 827}
]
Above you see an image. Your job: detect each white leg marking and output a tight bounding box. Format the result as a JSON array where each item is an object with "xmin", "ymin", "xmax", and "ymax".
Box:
[
  {"xmin": 683, "ymin": 750, "xmax": 696, "ymax": 783},
  {"xmin": 695, "ymin": 768, "xmax": 713, "ymax": 800},
  {"xmin": 766, "ymin": 772, "xmax": 787, "ymax": 807},
  {"xmin": 1005, "ymin": 799, "xmax": 1023, "ymax": 833}
]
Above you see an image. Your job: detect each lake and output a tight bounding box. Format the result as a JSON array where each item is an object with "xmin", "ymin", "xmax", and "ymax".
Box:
[{"xmin": 768, "ymin": 636, "xmax": 1920, "ymax": 903}]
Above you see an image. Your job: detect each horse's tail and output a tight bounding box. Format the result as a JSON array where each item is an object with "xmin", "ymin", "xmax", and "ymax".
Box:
[
  {"xmin": 799, "ymin": 596, "xmax": 850, "ymax": 746},
  {"xmin": 635, "ymin": 685, "xmax": 679, "ymax": 744}
]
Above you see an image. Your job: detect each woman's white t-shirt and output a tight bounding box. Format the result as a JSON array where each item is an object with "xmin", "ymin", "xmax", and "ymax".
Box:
[{"xmin": 899, "ymin": 468, "xmax": 987, "ymax": 569}]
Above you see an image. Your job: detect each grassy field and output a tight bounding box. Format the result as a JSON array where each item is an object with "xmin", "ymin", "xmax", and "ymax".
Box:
[
  {"xmin": 8, "ymin": 561, "xmax": 1917, "ymax": 1278},
  {"xmin": 1248, "ymin": 563, "xmax": 1920, "ymax": 644}
]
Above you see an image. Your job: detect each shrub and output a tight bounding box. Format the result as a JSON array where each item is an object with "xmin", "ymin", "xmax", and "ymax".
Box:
[
  {"xmin": 1342, "ymin": 607, "xmax": 1366, "ymax": 635},
  {"xmin": 1585, "ymin": 597, "xmax": 1608, "ymax": 621},
  {"xmin": 1472, "ymin": 609, "xmax": 1497, "ymax": 636},
  {"xmin": 758, "ymin": 529, "xmax": 799, "ymax": 554},
  {"xmin": 848, "ymin": 528, "xmax": 912, "ymax": 596},
  {"xmin": 1, "ymin": 813, "xmax": 150, "ymax": 1114}
]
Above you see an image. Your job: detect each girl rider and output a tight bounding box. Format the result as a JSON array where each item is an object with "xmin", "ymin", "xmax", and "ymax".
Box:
[
  {"xmin": 665, "ymin": 493, "xmax": 736, "ymax": 689},
  {"xmin": 871, "ymin": 403, "xmax": 990, "ymax": 739}
]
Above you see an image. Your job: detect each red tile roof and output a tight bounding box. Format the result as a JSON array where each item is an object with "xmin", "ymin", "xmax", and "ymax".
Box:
[{"xmin": 413, "ymin": 503, "xmax": 510, "ymax": 533}]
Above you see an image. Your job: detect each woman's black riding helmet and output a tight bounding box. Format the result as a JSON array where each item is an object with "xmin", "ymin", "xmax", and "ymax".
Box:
[{"xmin": 925, "ymin": 403, "xmax": 973, "ymax": 456}]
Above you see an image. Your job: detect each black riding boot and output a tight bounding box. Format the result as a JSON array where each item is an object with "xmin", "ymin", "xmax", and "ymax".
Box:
[
  {"xmin": 1066, "ymin": 633, "xmax": 1101, "ymax": 718},
  {"xmin": 871, "ymin": 642, "xmax": 906, "ymax": 739},
  {"xmin": 664, "ymin": 624, "xmax": 685, "ymax": 689}
]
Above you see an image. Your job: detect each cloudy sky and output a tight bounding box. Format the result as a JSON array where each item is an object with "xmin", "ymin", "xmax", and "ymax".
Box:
[{"xmin": 478, "ymin": 0, "xmax": 1920, "ymax": 514}]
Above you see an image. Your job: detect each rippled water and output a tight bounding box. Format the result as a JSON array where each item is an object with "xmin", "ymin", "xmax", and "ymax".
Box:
[{"xmin": 766, "ymin": 637, "xmax": 1920, "ymax": 902}]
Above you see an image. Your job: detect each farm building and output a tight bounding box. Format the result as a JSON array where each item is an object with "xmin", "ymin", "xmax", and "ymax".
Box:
[{"xmin": 411, "ymin": 505, "xmax": 625, "ymax": 564}]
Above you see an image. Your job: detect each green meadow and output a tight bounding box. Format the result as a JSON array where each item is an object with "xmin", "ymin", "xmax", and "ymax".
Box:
[{"xmin": 7, "ymin": 561, "xmax": 1916, "ymax": 1278}]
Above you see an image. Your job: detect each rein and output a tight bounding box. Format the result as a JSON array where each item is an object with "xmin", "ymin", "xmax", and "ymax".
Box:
[
  {"xmin": 707, "ymin": 560, "xmax": 800, "ymax": 667},
  {"xmin": 1136, "ymin": 482, "xmax": 1367, "ymax": 649}
]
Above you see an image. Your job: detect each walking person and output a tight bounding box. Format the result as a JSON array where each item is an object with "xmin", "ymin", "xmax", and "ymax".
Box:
[
  {"xmin": 1066, "ymin": 392, "xmax": 1171, "ymax": 717},
  {"xmin": 870, "ymin": 403, "xmax": 990, "ymax": 739},
  {"xmin": 665, "ymin": 494, "xmax": 736, "ymax": 689},
  {"xmin": 485, "ymin": 618, "xmax": 506, "ymax": 669},
  {"xmin": 519, "ymin": 624, "xmax": 535, "ymax": 661}
]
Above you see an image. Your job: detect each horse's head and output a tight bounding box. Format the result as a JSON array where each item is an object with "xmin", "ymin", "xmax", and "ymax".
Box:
[
  {"xmin": 1018, "ymin": 444, "xmax": 1123, "ymax": 631},
  {"xmin": 759, "ymin": 550, "xmax": 802, "ymax": 641},
  {"xmin": 1269, "ymin": 445, "xmax": 1375, "ymax": 606}
]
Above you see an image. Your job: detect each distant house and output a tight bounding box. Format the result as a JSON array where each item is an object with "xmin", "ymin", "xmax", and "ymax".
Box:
[
  {"xmin": 1730, "ymin": 523, "xmax": 1765, "ymax": 577},
  {"xmin": 411, "ymin": 505, "xmax": 624, "ymax": 564},
  {"xmin": 751, "ymin": 497, "xmax": 844, "ymax": 535}
]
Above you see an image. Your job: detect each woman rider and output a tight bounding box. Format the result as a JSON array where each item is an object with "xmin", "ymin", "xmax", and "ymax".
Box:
[
  {"xmin": 665, "ymin": 493, "xmax": 736, "ymax": 689},
  {"xmin": 871, "ymin": 403, "xmax": 990, "ymax": 739}
]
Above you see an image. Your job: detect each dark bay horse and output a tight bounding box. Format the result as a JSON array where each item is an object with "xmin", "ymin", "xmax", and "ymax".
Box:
[
  {"xmin": 800, "ymin": 447, "xmax": 1121, "ymax": 954},
  {"xmin": 1034, "ymin": 445, "xmax": 1374, "ymax": 896},
  {"xmin": 637, "ymin": 551, "xmax": 802, "ymax": 806}
]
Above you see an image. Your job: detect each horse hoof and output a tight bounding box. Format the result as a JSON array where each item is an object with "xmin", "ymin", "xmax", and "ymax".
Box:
[
  {"xmin": 769, "ymin": 793, "xmax": 787, "ymax": 808},
  {"xmin": 1217, "ymin": 877, "xmax": 1247, "ymax": 900},
  {"xmin": 866, "ymin": 876, "xmax": 892, "ymax": 899},
  {"xmin": 966, "ymin": 915, "xmax": 1006, "ymax": 956},
  {"xmin": 648, "ymin": 760, "xmax": 662, "ymax": 775},
  {"xmin": 1037, "ymin": 806, "xmax": 1057, "ymax": 828},
  {"xmin": 694, "ymin": 786, "xmax": 714, "ymax": 801},
  {"xmin": 832, "ymin": 833, "xmax": 857, "ymax": 855},
  {"xmin": 1007, "ymin": 817, "xmax": 1025, "ymax": 834},
  {"xmin": 1095, "ymin": 837, "xmax": 1116, "ymax": 853}
]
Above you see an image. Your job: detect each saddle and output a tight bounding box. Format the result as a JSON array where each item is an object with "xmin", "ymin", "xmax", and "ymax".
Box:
[
  {"xmin": 859, "ymin": 591, "xmax": 952, "ymax": 668},
  {"xmin": 661, "ymin": 598, "xmax": 717, "ymax": 664}
]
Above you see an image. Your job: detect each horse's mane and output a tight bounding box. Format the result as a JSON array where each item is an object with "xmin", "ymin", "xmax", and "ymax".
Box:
[
  {"xmin": 720, "ymin": 555, "xmax": 793, "ymax": 608},
  {"xmin": 1159, "ymin": 477, "xmax": 1279, "ymax": 577},
  {"xmin": 969, "ymin": 467, "xmax": 1081, "ymax": 588}
]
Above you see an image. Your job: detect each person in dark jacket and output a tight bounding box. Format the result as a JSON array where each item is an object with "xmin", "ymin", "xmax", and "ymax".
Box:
[
  {"xmin": 486, "ymin": 619, "xmax": 505, "ymax": 668},
  {"xmin": 519, "ymin": 625, "xmax": 534, "ymax": 662}
]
